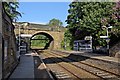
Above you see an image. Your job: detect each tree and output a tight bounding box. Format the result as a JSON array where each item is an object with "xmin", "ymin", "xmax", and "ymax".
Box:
[
  {"xmin": 48, "ymin": 18, "xmax": 63, "ymax": 28},
  {"xmin": 3, "ymin": 1, "xmax": 22, "ymax": 21},
  {"xmin": 106, "ymin": 1, "xmax": 120, "ymax": 46},
  {"xmin": 66, "ymin": 2, "xmax": 116, "ymax": 48}
]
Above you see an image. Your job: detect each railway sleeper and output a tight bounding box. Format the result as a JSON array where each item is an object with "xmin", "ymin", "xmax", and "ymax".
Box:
[
  {"xmin": 65, "ymin": 58, "xmax": 118, "ymax": 79},
  {"xmin": 52, "ymin": 71, "xmax": 73, "ymax": 79},
  {"xmin": 47, "ymin": 66, "xmax": 74, "ymax": 80},
  {"xmin": 49, "ymin": 51, "xmax": 120, "ymax": 79}
]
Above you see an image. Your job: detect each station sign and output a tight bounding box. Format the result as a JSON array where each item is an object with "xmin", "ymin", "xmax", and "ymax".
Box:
[
  {"xmin": 85, "ymin": 36, "xmax": 92, "ymax": 40},
  {"xmin": 19, "ymin": 34, "xmax": 32, "ymax": 38},
  {"xmin": 100, "ymin": 36, "xmax": 108, "ymax": 38}
]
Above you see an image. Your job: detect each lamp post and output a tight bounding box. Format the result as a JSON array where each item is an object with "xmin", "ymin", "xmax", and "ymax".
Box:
[
  {"xmin": 106, "ymin": 38, "xmax": 110, "ymax": 55},
  {"xmin": 18, "ymin": 23, "xmax": 24, "ymax": 54},
  {"xmin": 14, "ymin": 23, "xmax": 21, "ymax": 55},
  {"xmin": 64, "ymin": 38, "xmax": 66, "ymax": 50},
  {"xmin": 100, "ymin": 25, "xmax": 112, "ymax": 56}
]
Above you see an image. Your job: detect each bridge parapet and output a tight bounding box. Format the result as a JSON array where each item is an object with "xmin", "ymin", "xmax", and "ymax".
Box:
[{"xmin": 14, "ymin": 22, "xmax": 66, "ymax": 49}]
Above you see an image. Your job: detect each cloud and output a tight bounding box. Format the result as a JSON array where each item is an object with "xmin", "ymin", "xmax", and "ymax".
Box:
[
  {"xmin": 17, "ymin": 20, "xmax": 48, "ymax": 25},
  {"xmin": 29, "ymin": 21, "xmax": 47, "ymax": 25}
]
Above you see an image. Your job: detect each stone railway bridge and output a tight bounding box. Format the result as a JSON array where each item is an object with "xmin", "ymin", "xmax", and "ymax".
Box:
[{"xmin": 14, "ymin": 22, "xmax": 66, "ymax": 50}]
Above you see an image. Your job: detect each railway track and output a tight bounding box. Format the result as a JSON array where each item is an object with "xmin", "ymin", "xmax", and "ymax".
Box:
[
  {"xmin": 39, "ymin": 52, "xmax": 79, "ymax": 80},
  {"xmin": 37, "ymin": 50, "xmax": 101, "ymax": 80},
  {"xmin": 50, "ymin": 51, "xmax": 119, "ymax": 79},
  {"xmin": 37, "ymin": 50, "xmax": 120, "ymax": 80},
  {"xmin": 51, "ymin": 50, "xmax": 120, "ymax": 77}
]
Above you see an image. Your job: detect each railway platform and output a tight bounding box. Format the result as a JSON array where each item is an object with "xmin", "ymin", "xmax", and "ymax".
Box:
[
  {"xmin": 8, "ymin": 51, "xmax": 53, "ymax": 80},
  {"xmin": 53, "ymin": 50, "xmax": 120, "ymax": 64}
]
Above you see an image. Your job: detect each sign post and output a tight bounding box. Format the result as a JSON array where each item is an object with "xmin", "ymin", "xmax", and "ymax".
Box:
[
  {"xmin": 106, "ymin": 38, "xmax": 110, "ymax": 55},
  {"xmin": 100, "ymin": 25, "xmax": 112, "ymax": 56}
]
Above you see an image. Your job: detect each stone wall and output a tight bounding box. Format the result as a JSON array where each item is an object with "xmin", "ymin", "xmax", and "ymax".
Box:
[
  {"xmin": 1, "ymin": 3, "xmax": 18, "ymax": 79},
  {"xmin": 0, "ymin": 2, "xmax": 3, "ymax": 80},
  {"xmin": 109, "ymin": 41, "xmax": 120, "ymax": 58},
  {"xmin": 14, "ymin": 24, "xmax": 65, "ymax": 50}
]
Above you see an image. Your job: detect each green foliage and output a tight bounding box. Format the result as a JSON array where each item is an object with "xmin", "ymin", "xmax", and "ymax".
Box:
[
  {"xmin": 65, "ymin": 2, "xmax": 119, "ymax": 48},
  {"xmin": 31, "ymin": 40, "xmax": 47, "ymax": 48},
  {"xmin": 3, "ymin": 1, "xmax": 22, "ymax": 21},
  {"xmin": 109, "ymin": 1, "xmax": 120, "ymax": 39},
  {"xmin": 48, "ymin": 18, "xmax": 63, "ymax": 28},
  {"xmin": 31, "ymin": 35, "xmax": 49, "ymax": 48},
  {"xmin": 61, "ymin": 30, "xmax": 74, "ymax": 50}
]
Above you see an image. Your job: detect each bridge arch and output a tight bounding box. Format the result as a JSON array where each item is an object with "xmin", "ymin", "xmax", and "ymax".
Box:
[
  {"xmin": 30, "ymin": 31, "xmax": 54, "ymax": 50},
  {"xmin": 14, "ymin": 22, "xmax": 65, "ymax": 49},
  {"xmin": 32, "ymin": 31, "xmax": 55, "ymax": 39}
]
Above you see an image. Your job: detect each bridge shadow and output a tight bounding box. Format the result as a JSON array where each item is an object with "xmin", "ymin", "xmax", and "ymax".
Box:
[
  {"xmin": 33, "ymin": 56, "xmax": 53, "ymax": 79},
  {"xmin": 42, "ymin": 53, "xmax": 90, "ymax": 64}
]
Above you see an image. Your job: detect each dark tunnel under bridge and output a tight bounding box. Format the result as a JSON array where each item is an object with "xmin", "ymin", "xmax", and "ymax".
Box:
[{"xmin": 30, "ymin": 32, "xmax": 54, "ymax": 50}]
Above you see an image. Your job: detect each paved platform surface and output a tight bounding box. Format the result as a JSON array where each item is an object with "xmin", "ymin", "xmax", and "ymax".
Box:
[
  {"xmin": 9, "ymin": 51, "xmax": 53, "ymax": 80},
  {"xmin": 55, "ymin": 50, "xmax": 120, "ymax": 64},
  {"xmin": 9, "ymin": 52, "xmax": 34, "ymax": 79}
]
